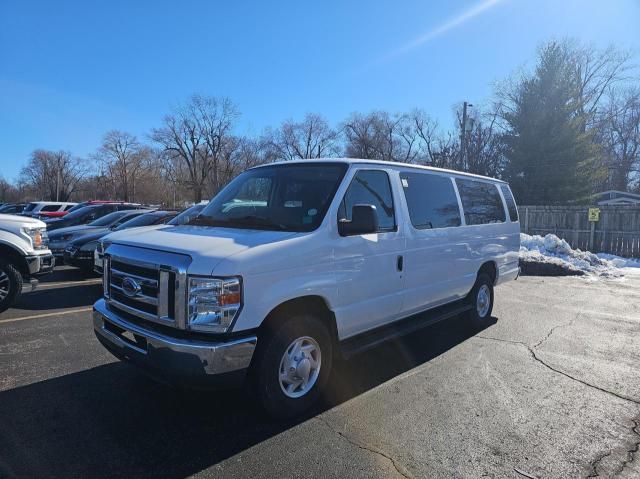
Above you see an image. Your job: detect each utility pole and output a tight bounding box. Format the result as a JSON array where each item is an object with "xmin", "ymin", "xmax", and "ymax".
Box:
[
  {"xmin": 460, "ymin": 101, "xmax": 473, "ymax": 170},
  {"xmin": 55, "ymin": 157, "xmax": 61, "ymax": 201}
]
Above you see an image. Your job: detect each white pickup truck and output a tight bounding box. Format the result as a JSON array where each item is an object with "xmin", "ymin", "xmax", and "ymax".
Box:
[
  {"xmin": 0, "ymin": 214, "xmax": 54, "ymax": 312},
  {"xmin": 93, "ymin": 159, "xmax": 520, "ymax": 417}
]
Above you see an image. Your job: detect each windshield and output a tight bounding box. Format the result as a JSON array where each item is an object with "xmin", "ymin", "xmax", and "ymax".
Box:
[
  {"xmin": 169, "ymin": 204, "xmax": 206, "ymax": 225},
  {"xmin": 114, "ymin": 212, "xmax": 166, "ymax": 230},
  {"xmin": 88, "ymin": 210, "xmax": 130, "ymax": 227},
  {"xmin": 24, "ymin": 203, "xmax": 37, "ymax": 212},
  {"xmin": 192, "ymin": 163, "xmax": 348, "ymax": 232}
]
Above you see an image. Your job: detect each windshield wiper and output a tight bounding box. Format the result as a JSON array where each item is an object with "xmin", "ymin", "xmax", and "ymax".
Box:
[
  {"xmin": 188, "ymin": 215, "xmax": 290, "ymax": 231},
  {"xmin": 231, "ymin": 215, "xmax": 290, "ymax": 231}
]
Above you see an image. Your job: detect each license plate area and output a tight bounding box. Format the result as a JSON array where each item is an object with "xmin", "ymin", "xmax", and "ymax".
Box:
[{"xmin": 104, "ymin": 320, "xmax": 148, "ymax": 353}]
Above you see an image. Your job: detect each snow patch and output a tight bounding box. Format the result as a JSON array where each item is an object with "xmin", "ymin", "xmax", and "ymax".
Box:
[{"xmin": 519, "ymin": 233, "xmax": 638, "ymax": 277}]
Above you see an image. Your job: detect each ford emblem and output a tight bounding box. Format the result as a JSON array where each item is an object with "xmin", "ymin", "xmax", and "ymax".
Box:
[{"xmin": 121, "ymin": 277, "xmax": 141, "ymax": 298}]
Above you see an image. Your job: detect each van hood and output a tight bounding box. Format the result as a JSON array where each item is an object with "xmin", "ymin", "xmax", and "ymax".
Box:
[{"xmin": 109, "ymin": 225, "xmax": 300, "ymax": 273}]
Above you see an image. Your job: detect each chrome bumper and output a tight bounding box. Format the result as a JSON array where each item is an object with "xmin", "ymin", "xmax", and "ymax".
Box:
[
  {"xmin": 25, "ymin": 253, "xmax": 54, "ymax": 276},
  {"xmin": 93, "ymin": 298, "xmax": 257, "ymax": 384}
]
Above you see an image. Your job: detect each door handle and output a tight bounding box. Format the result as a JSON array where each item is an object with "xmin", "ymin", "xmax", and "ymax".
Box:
[{"xmin": 397, "ymin": 255, "xmax": 403, "ymax": 272}]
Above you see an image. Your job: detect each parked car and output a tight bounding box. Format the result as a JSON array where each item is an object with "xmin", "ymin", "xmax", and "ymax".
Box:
[
  {"xmin": 65, "ymin": 200, "xmax": 141, "ymax": 214},
  {"xmin": 48, "ymin": 209, "xmax": 152, "ymax": 260},
  {"xmin": 65, "ymin": 210, "xmax": 176, "ymax": 272},
  {"xmin": 0, "ymin": 203, "xmax": 27, "ymax": 215},
  {"xmin": 93, "ymin": 204, "xmax": 207, "ymax": 274},
  {"xmin": 45, "ymin": 203, "xmax": 145, "ymax": 231},
  {"xmin": 21, "ymin": 201, "xmax": 77, "ymax": 219},
  {"xmin": 0, "ymin": 213, "xmax": 54, "ymax": 312},
  {"xmin": 92, "ymin": 159, "xmax": 520, "ymax": 417}
]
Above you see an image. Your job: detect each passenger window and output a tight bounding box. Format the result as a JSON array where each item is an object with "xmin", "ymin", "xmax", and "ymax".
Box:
[
  {"xmin": 222, "ymin": 177, "xmax": 272, "ymax": 213},
  {"xmin": 400, "ymin": 172, "xmax": 461, "ymax": 229},
  {"xmin": 339, "ymin": 170, "xmax": 396, "ymax": 231},
  {"xmin": 500, "ymin": 185, "xmax": 519, "ymax": 222},
  {"xmin": 41, "ymin": 204, "xmax": 61, "ymax": 212},
  {"xmin": 455, "ymin": 179, "xmax": 506, "ymax": 225}
]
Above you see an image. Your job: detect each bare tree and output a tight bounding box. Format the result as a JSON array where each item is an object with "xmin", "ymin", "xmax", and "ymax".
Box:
[
  {"xmin": 0, "ymin": 176, "xmax": 20, "ymax": 202},
  {"xmin": 572, "ymin": 43, "xmax": 637, "ymax": 129},
  {"xmin": 266, "ymin": 113, "xmax": 339, "ymax": 161},
  {"xmin": 20, "ymin": 150, "xmax": 87, "ymax": 201},
  {"xmin": 95, "ymin": 130, "xmax": 150, "ymax": 202},
  {"xmin": 151, "ymin": 95, "xmax": 239, "ymax": 202},
  {"xmin": 597, "ymin": 88, "xmax": 640, "ymax": 191},
  {"xmin": 342, "ymin": 111, "xmax": 406, "ymax": 161}
]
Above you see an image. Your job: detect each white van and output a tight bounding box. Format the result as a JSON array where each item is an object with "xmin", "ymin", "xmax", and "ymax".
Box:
[
  {"xmin": 93, "ymin": 159, "xmax": 520, "ymax": 416},
  {"xmin": 22, "ymin": 201, "xmax": 77, "ymax": 219}
]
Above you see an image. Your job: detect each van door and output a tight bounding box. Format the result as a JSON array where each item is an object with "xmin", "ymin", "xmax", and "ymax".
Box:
[
  {"xmin": 333, "ymin": 169, "xmax": 405, "ymax": 339},
  {"xmin": 399, "ymin": 172, "xmax": 469, "ymax": 314}
]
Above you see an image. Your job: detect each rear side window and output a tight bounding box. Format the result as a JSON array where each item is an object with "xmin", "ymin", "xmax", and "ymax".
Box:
[
  {"xmin": 400, "ymin": 172, "xmax": 461, "ymax": 229},
  {"xmin": 41, "ymin": 204, "xmax": 61, "ymax": 212},
  {"xmin": 339, "ymin": 170, "xmax": 396, "ymax": 231},
  {"xmin": 500, "ymin": 185, "xmax": 518, "ymax": 222},
  {"xmin": 455, "ymin": 179, "xmax": 506, "ymax": 225}
]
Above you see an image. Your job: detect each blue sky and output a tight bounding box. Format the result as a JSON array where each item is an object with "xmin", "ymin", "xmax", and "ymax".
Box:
[{"xmin": 1, "ymin": 0, "xmax": 639, "ymax": 181}]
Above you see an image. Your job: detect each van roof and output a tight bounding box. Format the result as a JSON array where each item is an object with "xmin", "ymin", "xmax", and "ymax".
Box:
[{"xmin": 253, "ymin": 158, "xmax": 506, "ymax": 184}]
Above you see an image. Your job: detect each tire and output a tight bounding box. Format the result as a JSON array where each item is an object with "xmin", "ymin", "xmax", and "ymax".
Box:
[
  {"xmin": 0, "ymin": 260, "xmax": 23, "ymax": 313},
  {"xmin": 466, "ymin": 273, "xmax": 494, "ymax": 328},
  {"xmin": 250, "ymin": 314, "xmax": 333, "ymax": 419}
]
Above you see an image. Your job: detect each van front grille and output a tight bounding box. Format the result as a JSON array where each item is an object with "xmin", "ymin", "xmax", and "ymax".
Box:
[{"xmin": 103, "ymin": 244, "xmax": 190, "ymax": 328}]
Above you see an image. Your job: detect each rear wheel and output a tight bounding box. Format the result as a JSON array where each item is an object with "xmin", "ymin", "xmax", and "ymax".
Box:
[
  {"xmin": 466, "ymin": 273, "xmax": 494, "ymax": 328},
  {"xmin": 250, "ymin": 314, "xmax": 333, "ymax": 418},
  {"xmin": 0, "ymin": 261, "xmax": 23, "ymax": 313}
]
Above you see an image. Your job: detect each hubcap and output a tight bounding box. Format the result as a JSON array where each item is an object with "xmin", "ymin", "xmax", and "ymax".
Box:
[
  {"xmin": 0, "ymin": 270, "xmax": 9, "ymax": 302},
  {"xmin": 279, "ymin": 336, "xmax": 321, "ymax": 398},
  {"xmin": 476, "ymin": 284, "xmax": 490, "ymax": 318}
]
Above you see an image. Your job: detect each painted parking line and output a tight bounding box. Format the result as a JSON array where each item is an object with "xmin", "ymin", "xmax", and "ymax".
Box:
[{"xmin": 0, "ymin": 307, "xmax": 93, "ymax": 324}]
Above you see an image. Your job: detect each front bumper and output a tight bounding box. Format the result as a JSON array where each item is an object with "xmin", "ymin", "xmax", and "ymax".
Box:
[
  {"xmin": 92, "ymin": 298, "xmax": 257, "ymax": 388},
  {"xmin": 63, "ymin": 247, "xmax": 94, "ymax": 269},
  {"xmin": 25, "ymin": 253, "xmax": 54, "ymax": 277}
]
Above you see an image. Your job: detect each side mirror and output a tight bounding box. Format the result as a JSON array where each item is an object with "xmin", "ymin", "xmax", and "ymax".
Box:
[{"xmin": 338, "ymin": 204, "xmax": 378, "ymax": 236}]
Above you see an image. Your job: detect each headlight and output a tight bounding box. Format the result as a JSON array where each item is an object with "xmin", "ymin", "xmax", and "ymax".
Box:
[
  {"xmin": 22, "ymin": 227, "xmax": 48, "ymax": 250},
  {"xmin": 187, "ymin": 276, "xmax": 242, "ymax": 333},
  {"xmin": 80, "ymin": 240, "xmax": 98, "ymax": 252}
]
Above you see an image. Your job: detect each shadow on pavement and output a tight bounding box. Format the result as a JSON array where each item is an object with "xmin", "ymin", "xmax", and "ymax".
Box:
[
  {"xmin": 0, "ymin": 314, "xmax": 496, "ymax": 478},
  {"xmin": 15, "ymin": 284, "xmax": 102, "ymax": 311}
]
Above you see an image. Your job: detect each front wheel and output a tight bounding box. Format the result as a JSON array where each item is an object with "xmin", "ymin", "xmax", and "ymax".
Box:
[
  {"xmin": 466, "ymin": 273, "xmax": 494, "ymax": 328},
  {"xmin": 250, "ymin": 314, "xmax": 333, "ymax": 418},
  {"xmin": 0, "ymin": 261, "xmax": 23, "ymax": 313}
]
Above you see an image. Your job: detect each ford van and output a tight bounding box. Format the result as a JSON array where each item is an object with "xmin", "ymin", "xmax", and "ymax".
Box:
[{"xmin": 92, "ymin": 159, "xmax": 520, "ymax": 417}]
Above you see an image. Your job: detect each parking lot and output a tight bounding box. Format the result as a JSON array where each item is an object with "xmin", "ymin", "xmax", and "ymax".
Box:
[{"xmin": 0, "ymin": 268, "xmax": 638, "ymax": 478}]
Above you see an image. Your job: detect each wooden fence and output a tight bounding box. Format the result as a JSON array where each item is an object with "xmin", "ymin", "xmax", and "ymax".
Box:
[{"xmin": 518, "ymin": 205, "xmax": 640, "ymax": 258}]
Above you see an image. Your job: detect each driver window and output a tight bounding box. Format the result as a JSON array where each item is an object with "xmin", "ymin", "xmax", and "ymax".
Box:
[{"xmin": 338, "ymin": 170, "xmax": 396, "ymax": 232}]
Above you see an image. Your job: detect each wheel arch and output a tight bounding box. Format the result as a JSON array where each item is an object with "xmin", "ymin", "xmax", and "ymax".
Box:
[
  {"xmin": 478, "ymin": 260, "xmax": 498, "ymax": 285},
  {"xmin": 0, "ymin": 243, "xmax": 29, "ymax": 276},
  {"xmin": 258, "ymin": 295, "xmax": 339, "ymax": 348}
]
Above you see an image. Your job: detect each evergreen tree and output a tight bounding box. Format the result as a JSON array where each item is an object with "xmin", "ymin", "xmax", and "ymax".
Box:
[{"xmin": 501, "ymin": 42, "xmax": 603, "ymax": 204}]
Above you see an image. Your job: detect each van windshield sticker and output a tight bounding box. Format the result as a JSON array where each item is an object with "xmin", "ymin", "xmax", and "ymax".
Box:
[
  {"xmin": 401, "ymin": 178, "xmax": 409, "ymax": 188},
  {"xmin": 307, "ymin": 208, "xmax": 317, "ymax": 216}
]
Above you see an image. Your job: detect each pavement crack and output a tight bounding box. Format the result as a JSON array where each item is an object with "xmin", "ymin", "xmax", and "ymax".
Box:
[
  {"xmin": 615, "ymin": 419, "xmax": 640, "ymax": 476},
  {"xmin": 532, "ymin": 316, "xmax": 577, "ymax": 350},
  {"xmin": 475, "ymin": 335, "xmax": 640, "ymax": 406},
  {"xmin": 587, "ymin": 450, "xmax": 611, "ymax": 477},
  {"xmin": 314, "ymin": 416, "xmax": 413, "ymax": 479}
]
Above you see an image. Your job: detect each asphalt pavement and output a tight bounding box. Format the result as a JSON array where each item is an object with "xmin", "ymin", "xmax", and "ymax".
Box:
[{"xmin": 0, "ymin": 267, "xmax": 638, "ymax": 478}]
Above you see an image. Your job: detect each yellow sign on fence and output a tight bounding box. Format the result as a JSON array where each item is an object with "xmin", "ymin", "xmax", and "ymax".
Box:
[{"xmin": 588, "ymin": 208, "xmax": 600, "ymax": 222}]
